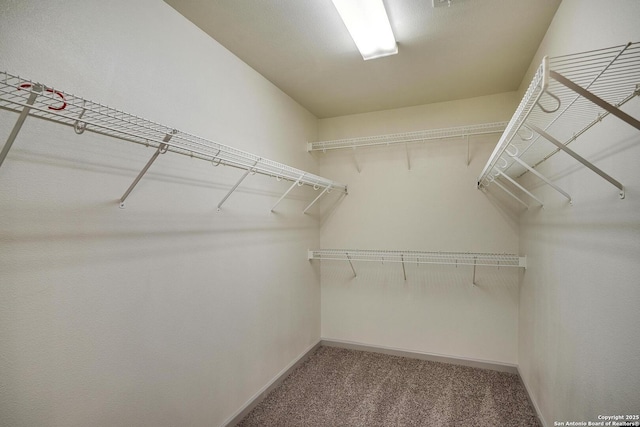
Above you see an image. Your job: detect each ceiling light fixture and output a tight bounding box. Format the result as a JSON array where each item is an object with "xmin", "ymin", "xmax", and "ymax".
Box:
[{"xmin": 331, "ymin": 0, "xmax": 398, "ymax": 61}]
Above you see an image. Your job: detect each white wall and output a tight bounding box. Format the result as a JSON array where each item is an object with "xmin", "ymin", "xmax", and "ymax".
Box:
[
  {"xmin": 317, "ymin": 92, "xmax": 524, "ymax": 364},
  {"xmin": 4, "ymin": 1, "xmax": 637, "ymax": 426},
  {"xmin": 515, "ymin": 1, "xmax": 640, "ymax": 425},
  {"xmin": 0, "ymin": 1, "xmax": 322, "ymax": 426}
]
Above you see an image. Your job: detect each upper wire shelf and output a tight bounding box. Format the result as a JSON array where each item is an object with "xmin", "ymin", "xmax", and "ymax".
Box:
[
  {"xmin": 0, "ymin": 71, "xmax": 348, "ymax": 210},
  {"xmin": 478, "ymin": 42, "xmax": 640, "ymax": 206},
  {"xmin": 308, "ymin": 249, "xmax": 526, "ymax": 284},
  {"xmin": 308, "ymin": 122, "xmax": 507, "ymax": 152}
]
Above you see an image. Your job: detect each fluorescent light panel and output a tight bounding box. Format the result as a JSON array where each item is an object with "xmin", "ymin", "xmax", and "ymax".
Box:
[{"xmin": 332, "ymin": 0, "xmax": 398, "ymax": 60}]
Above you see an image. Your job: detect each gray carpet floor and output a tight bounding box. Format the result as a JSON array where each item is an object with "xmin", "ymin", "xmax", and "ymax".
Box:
[{"xmin": 238, "ymin": 346, "xmax": 540, "ymax": 427}]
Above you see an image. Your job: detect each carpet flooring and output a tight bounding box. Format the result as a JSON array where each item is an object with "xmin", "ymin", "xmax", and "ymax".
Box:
[{"xmin": 238, "ymin": 346, "xmax": 540, "ymax": 427}]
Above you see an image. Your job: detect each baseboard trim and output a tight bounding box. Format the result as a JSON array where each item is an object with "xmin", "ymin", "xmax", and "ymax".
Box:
[
  {"xmin": 517, "ymin": 367, "xmax": 547, "ymax": 427},
  {"xmin": 221, "ymin": 339, "xmax": 321, "ymax": 427},
  {"xmin": 320, "ymin": 338, "xmax": 519, "ymax": 374}
]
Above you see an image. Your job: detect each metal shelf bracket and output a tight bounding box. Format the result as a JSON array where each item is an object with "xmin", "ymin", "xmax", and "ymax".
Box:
[
  {"xmin": 550, "ymin": 70, "xmax": 640, "ymax": 132},
  {"xmin": 405, "ymin": 143, "xmax": 411, "ymax": 170},
  {"xmin": 352, "ymin": 147, "xmax": 361, "ymax": 173},
  {"xmin": 346, "ymin": 252, "xmax": 357, "ymax": 277},
  {"xmin": 119, "ymin": 130, "xmax": 176, "ymax": 208},
  {"xmin": 497, "ymin": 171, "xmax": 544, "ymax": 207},
  {"xmin": 0, "ymin": 84, "xmax": 41, "ymax": 169},
  {"xmin": 472, "ymin": 257, "xmax": 477, "ymax": 286},
  {"xmin": 303, "ymin": 185, "xmax": 331, "ymax": 214},
  {"xmin": 531, "ymin": 124, "xmax": 625, "ymax": 199},
  {"xmin": 512, "ymin": 156, "xmax": 572, "ymax": 204},
  {"xmin": 271, "ymin": 173, "xmax": 305, "ymax": 212},
  {"xmin": 217, "ymin": 159, "xmax": 260, "ymax": 211},
  {"xmin": 492, "ymin": 179, "xmax": 529, "ymax": 209}
]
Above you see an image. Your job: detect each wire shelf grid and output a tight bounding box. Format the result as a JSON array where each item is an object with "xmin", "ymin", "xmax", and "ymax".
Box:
[
  {"xmin": 477, "ymin": 42, "xmax": 640, "ymax": 194},
  {"xmin": 308, "ymin": 249, "xmax": 525, "ymax": 268},
  {"xmin": 308, "ymin": 122, "xmax": 508, "ymax": 152},
  {"xmin": 0, "ymin": 71, "xmax": 347, "ymax": 193}
]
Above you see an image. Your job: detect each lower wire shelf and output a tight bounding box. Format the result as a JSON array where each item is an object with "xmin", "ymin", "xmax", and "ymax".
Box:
[{"xmin": 308, "ymin": 249, "xmax": 526, "ymax": 284}]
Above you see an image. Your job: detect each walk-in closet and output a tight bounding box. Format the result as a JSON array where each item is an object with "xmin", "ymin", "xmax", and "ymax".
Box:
[{"xmin": 1, "ymin": 1, "xmax": 638, "ymax": 426}]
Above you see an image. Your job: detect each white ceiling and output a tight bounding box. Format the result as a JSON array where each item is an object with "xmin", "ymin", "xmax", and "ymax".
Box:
[{"xmin": 164, "ymin": 0, "xmax": 562, "ymax": 118}]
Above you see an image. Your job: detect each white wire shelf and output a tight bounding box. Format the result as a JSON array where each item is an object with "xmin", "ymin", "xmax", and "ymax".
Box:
[
  {"xmin": 309, "ymin": 249, "xmax": 525, "ymax": 267},
  {"xmin": 308, "ymin": 249, "xmax": 526, "ymax": 284},
  {"xmin": 0, "ymin": 71, "xmax": 348, "ymax": 210},
  {"xmin": 478, "ymin": 42, "xmax": 640, "ymax": 206},
  {"xmin": 308, "ymin": 122, "xmax": 508, "ymax": 152}
]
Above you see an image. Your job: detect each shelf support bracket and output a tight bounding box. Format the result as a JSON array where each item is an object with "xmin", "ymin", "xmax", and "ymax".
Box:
[
  {"xmin": 401, "ymin": 254, "xmax": 407, "ymax": 281},
  {"xmin": 530, "ymin": 124, "xmax": 625, "ymax": 199},
  {"xmin": 0, "ymin": 85, "xmax": 41, "ymax": 169},
  {"xmin": 497, "ymin": 171, "xmax": 544, "ymax": 206},
  {"xmin": 466, "ymin": 135, "xmax": 471, "ymax": 166},
  {"xmin": 550, "ymin": 70, "xmax": 640, "ymax": 131},
  {"xmin": 519, "ymin": 256, "xmax": 527, "ymax": 269},
  {"xmin": 511, "ymin": 156, "xmax": 572, "ymax": 203},
  {"xmin": 217, "ymin": 159, "xmax": 260, "ymax": 211},
  {"xmin": 271, "ymin": 173, "xmax": 305, "ymax": 212},
  {"xmin": 492, "ymin": 179, "xmax": 529, "ymax": 209},
  {"xmin": 119, "ymin": 130, "xmax": 176, "ymax": 208},
  {"xmin": 352, "ymin": 147, "xmax": 361, "ymax": 173},
  {"xmin": 405, "ymin": 143, "xmax": 411, "ymax": 170},
  {"xmin": 346, "ymin": 252, "xmax": 357, "ymax": 277},
  {"xmin": 472, "ymin": 257, "xmax": 477, "ymax": 286},
  {"xmin": 303, "ymin": 185, "xmax": 331, "ymax": 214}
]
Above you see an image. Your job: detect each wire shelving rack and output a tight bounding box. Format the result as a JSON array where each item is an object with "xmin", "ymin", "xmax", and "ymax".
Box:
[
  {"xmin": 477, "ymin": 42, "xmax": 640, "ymax": 207},
  {"xmin": 308, "ymin": 122, "xmax": 507, "ymax": 171},
  {"xmin": 307, "ymin": 122, "xmax": 507, "ymax": 152},
  {"xmin": 308, "ymin": 249, "xmax": 526, "ymax": 284},
  {"xmin": 0, "ymin": 71, "xmax": 347, "ymax": 211}
]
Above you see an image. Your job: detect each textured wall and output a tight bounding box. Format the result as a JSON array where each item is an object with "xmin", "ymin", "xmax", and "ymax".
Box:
[
  {"xmin": 0, "ymin": 1, "xmax": 321, "ymax": 426},
  {"xmin": 317, "ymin": 92, "xmax": 524, "ymax": 364},
  {"xmin": 515, "ymin": 1, "xmax": 640, "ymax": 425}
]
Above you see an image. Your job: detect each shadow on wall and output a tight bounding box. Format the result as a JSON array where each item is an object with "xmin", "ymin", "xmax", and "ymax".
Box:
[
  {"xmin": 519, "ymin": 217, "xmax": 639, "ymax": 265},
  {"xmin": 318, "ymin": 191, "xmax": 348, "ymax": 229},
  {"xmin": 481, "ymin": 186, "xmax": 527, "ymax": 234},
  {"xmin": 0, "ymin": 207, "xmax": 318, "ymax": 275}
]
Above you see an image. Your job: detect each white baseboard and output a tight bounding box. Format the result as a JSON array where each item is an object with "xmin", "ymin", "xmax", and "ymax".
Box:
[
  {"xmin": 517, "ymin": 367, "xmax": 547, "ymax": 427},
  {"xmin": 221, "ymin": 339, "xmax": 322, "ymax": 427},
  {"xmin": 321, "ymin": 338, "xmax": 519, "ymax": 374}
]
